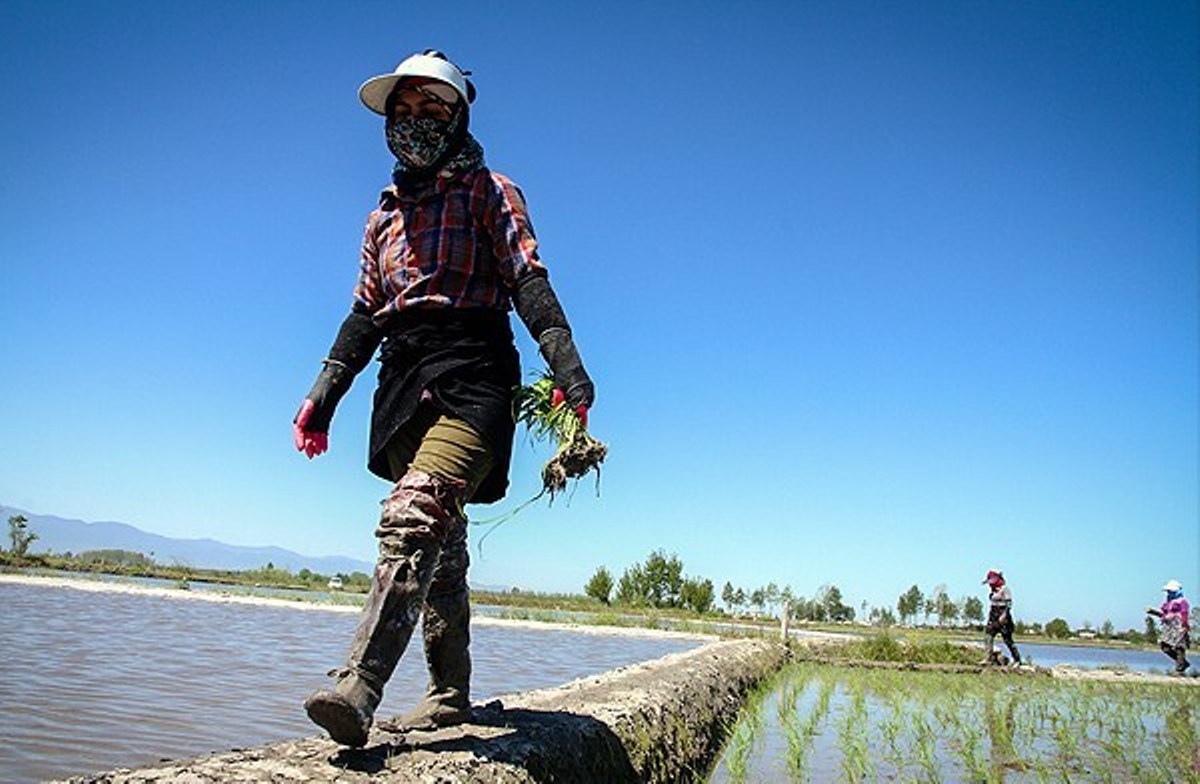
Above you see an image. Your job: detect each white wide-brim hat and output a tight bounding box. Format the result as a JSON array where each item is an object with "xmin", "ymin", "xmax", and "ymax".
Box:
[
  {"xmin": 1163, "ymin": 579, "xmax": 1182, "ymax": 592},
  {"xmin": 358, "ymin": 52, "xmax": 474, "ymax": 116}
]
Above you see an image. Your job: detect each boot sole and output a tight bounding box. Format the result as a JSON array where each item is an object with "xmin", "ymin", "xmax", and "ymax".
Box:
[{"xmin": 305, "ymin": 692, "xmax": 370, "ymax": 747}]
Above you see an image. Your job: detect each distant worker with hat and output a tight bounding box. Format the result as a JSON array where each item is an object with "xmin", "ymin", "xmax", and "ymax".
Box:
[
  {"xmin": 1146, "ymin": 580, "xmax": 1191, "ymax": 676},
  {"xmin": 981, "ymin": 569, "xmax": 1022, "ymax": 667},
  {"xmin": 293, "ymin": 50, "xmax": 595, "ymax": 746}
]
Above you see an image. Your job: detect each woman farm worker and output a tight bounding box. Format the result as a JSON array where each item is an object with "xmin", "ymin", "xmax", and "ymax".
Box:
[
  {"xmin": 1147, "ymin": 579, "xmax": 1191, "ymax": 676},
  {"xmin": 982, "ymin": 569, "xmax": 1022, "ymax": 667},
  {"xmin": 292, "ymin": 50, "xmax": 595, "ymax": 747}
]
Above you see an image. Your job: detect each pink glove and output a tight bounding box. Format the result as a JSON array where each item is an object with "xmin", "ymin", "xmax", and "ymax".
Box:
[
  {"xmin": 551, "ymin": 387, "xmax": 589, "ymax": 430},
  {"xmin": 293, "ymin": 399, "xmax": 329, "ymax": 459}
]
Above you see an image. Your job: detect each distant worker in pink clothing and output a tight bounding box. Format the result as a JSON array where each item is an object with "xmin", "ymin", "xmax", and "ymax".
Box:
[{"xmin": 1146, "ymin": 579, "xmax": 1191, "ymax": 676}]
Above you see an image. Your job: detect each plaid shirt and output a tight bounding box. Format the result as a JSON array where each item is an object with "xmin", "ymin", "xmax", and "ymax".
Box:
[{"xmin": 353, "ymin": 168, "xmax": 546, "ymax": 318}]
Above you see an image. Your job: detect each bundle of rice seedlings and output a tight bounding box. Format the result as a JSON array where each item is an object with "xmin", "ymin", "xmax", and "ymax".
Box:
[{"xmin": 514, "ymin": 371, "xmax": 608, "ymax": 500}]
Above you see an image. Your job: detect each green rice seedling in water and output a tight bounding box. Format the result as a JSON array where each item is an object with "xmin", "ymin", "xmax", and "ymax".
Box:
[
  {"xmin": 779, "ymin": 692, "xmax": 809, "ymax": 779},
  {"xmin": 1167, "ymin": 694, "xmax": 1199, "ymax": 779},
  {"xmin": 812, "ymin": 673, "xmax": 837, "ymax": 722},
  {"xmin": 949, "ymin": 707, "xmax": 988, "ymax": 783},
  {"xmin": 780, "ymin": 706, "xmax": 808, "ymax": 781},
  {"xmin": 878, "ymin": 701, "xmax": 908, "ymax": 780},
  {"xmin": 912, "ymin": 711, "xmax": 942, "ymax": 784},
  {"xmin": 774, "ymin": 667, "xmax": 811, "ymax": 782},
  {"xmin": 1095, "ymin": 724, "xmax": 1134, "ymax": 782},
  {"xmin": 781, "ymin": 668, "xmax": 837, "ymax": 782},
  {"xmin": 731, "ymin": 660, "xmax": 1198, "ymax": 784},
  {"xmin": 1051, "ymin": 715, "xmax": 1083, "ymax": 780},
  {"xmin": 835, "ymin": 683, "xmax": 872, "ymax": 782},
  {"xmin": 722, "ymin": 706, "xmax": 757, "ymax": 782},
  {"xmin": 777, "ymin": 673, "xmax": 803, "ymax": 725},
  {"xmin": 716, "ymin": 668, "xmax": 780, "ymax": 784}
]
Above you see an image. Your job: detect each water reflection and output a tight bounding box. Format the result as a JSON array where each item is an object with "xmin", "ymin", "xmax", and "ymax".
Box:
[{"xmin": 0, "ymin": 581, "xmax": 700, "ymax": 783}]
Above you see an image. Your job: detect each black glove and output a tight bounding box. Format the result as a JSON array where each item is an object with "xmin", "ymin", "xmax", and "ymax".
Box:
[
  {"xmin": 297, "ymin": 361, "xmax": 355, "ymax": 433},
  {"xmin": 538, "ymin": 327, "xmax": 594, "ymax": 409},
  {"xmin": 511, "ymin": 273, "xmax": 595, "ymax": 408}
]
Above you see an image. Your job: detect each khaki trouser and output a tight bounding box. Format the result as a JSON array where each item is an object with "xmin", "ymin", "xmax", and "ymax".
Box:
[
  {"xmin": 384, "ymin": 402, "xmax": 494, "ymax": 595},
  {"xmin": 386, "ymin": 402, "xmax": 494, "ymax": 507}
]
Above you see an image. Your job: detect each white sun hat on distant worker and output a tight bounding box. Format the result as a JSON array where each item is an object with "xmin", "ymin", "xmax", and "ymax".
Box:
[
  {"xmin": 358, "ymin": 50, "xmax": 476, "ymax": 115},
  {"xmin": 1162, "ymin": 579, "xmax": 1182, "ymax": 592}
]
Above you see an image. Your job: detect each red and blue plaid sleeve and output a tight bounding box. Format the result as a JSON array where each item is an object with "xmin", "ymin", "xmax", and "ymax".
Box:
[
  {"xmin": 483, "ymin": 172, "xmax": 545, "ymax": 285},
  {"xmin": 352, "ymin": 211, "xmax": 384, "ymax": 313}
]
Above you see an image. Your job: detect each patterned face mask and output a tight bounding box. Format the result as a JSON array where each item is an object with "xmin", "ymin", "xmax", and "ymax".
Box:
[{"xmin": 386, "ymin": 116, "xmax": 454, "ymax": 170}]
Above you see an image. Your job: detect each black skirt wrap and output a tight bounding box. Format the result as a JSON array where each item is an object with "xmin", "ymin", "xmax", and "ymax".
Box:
[{"xmin": 368, "ymin": 308, "xmax": 520, "ymax": 504}]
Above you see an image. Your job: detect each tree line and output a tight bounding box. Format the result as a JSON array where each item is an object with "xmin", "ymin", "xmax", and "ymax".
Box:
[
  {"xmin": 584, "ymin": 550, "xmax": 716, "ymax": 614},
  {"xmin": 583, "ymin": 549, "xmax": 1180, "ymax": 643}
]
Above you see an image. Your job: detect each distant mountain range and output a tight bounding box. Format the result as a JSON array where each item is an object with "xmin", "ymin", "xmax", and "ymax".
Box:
[{"xmin": 1, "ymin": 504, "xmax": 375, "ymax": 576}]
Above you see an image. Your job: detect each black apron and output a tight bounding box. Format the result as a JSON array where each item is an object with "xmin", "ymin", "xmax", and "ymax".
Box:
[{"xmin": 368, "ymin": 308, "xmax": 520, "ymax": 504}]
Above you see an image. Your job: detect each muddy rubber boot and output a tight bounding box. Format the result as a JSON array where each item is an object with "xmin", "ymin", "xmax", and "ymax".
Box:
[
  {"xmin": 304, "ymin": 667, "xmax": 384, "ymax": 748},
  {"xmin": 305, "ymin": 472, "xmax": 462, "ymax": 747},
  {"xmin": 394, "ymin": 586, "xmax": 472, "ymax": 731},
  {"xmin": 304, "ymin": 552, "xmax": 432, "ymax": 746}
]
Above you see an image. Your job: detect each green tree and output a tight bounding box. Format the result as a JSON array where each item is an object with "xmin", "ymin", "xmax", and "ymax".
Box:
[
  {"xmin": 820, "ymin": 584, "xmax": 853, "ymax": 622},
  {"xmin": 963, "ymin": 596, "xmax": 985, "ymax": 626},
  {"xmin": 7, "ymin": 515, "xmax": 37, "ymax": 557},
  {"xmin": 897, "ymin": 585, "xmax": 924, "ymax": 625},
  {"xmin": 1045, "ymin": 617, "xmax": 1071, "ymax": 639},
  {"xmin": 749, "ymin": 588, "xmax": 766, "ymax": 616},
  {"xmin": 679, "ymin": 577, "xmax": 715, "ymax": 614},
  {"xmin": 1144, "ymin": 616, "xmax": 1158, "ymax": 640},
  {"xmin": 78, "ymin": 549, "xmax": 154, "ymax": 567},
  {"xmin": 930, "ymin": 585, "xmax": 957, "ymax": 626},
  {"xmin": 780, "ymin": 585, "xmax": 795, "ymax": 615},
  {"xmin": 796, "ymin": 595, "xmax": 825, "ymax": 622},
  {"xmin": 643, "ymin": 550, "xmax": 684, "ymax": 607},
  {"xmin": 764, "ymin": 582, "xmax": 781, "ymax": 617},
  {"xmin": 721, "ymin": 581, "xmax": 736, "ymax": 612},
  {"xmin": 584, "ymin": 566, "xmax": 614, "ymax": 604},
  {"xmin": 616, "ymin": 550, "xmax": 685, "ymax": 608},
  {"xmin": 869, "ymin": 606, "xmax": 897, "ymax": 626},
  {"xmin": 615, "ymin": 564, "xmax": 645, "ymax": 605},
  {"xmin": 1100, "ymin": 619, "xmax": 1114, "ymax": 638}
]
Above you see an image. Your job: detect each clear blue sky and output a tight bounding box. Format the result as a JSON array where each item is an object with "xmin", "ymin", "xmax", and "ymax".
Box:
[{"xmin": 2, "ymin": 0, "xmax": 1195, "ymax": 631}]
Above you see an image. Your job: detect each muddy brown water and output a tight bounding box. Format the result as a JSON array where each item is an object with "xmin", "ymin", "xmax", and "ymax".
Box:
[{"xmin": 0, "ymin": 581, "xmax": 702, "ymax": 783}]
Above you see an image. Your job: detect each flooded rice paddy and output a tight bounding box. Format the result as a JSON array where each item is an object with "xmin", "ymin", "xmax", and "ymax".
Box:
[
  {"xmin": 709, "ymin": 661, "xmax": 1199, "ymax": 783},
  {"xmin": 0, "ymin": 579, "xmax": 701, "ymax": 783}
]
